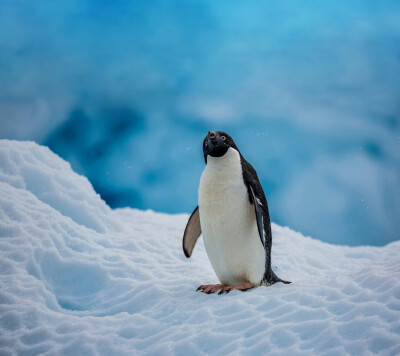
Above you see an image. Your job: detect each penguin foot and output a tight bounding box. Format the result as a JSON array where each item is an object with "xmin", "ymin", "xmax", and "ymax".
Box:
[
  {"xmin": 218, "ymin": 283, "xmax": 255, "ymax": 295},
  {"xmin": 196, "ymin": 284, "xmax": 224, "ymax": 294}
]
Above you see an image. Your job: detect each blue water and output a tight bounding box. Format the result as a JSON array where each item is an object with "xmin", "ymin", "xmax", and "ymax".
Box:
[{"xmin": 1, "ymin": 0, "xmax": 399, "ymax": 245}]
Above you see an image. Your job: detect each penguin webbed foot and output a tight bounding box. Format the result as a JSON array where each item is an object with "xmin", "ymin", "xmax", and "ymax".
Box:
[
  {"xmin": 196, "ymin": 284, "xmax": 224, "ymax": 294},
  {"xmin": 218, "ymin": 283, "xmax": 255, "ymax": 295},
  {"xmin": 196, "ymin": 283, "xmax": 255, "ymax": 295}
]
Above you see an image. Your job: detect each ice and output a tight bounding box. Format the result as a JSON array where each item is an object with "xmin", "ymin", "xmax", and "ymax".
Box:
[{"xmin": 0, "ymin": 140, "xmax": 399, "ymax": 355}]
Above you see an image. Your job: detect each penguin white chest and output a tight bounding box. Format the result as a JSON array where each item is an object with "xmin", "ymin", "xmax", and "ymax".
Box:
[{"xmin": 198, "ymin": 148, "xmax": 265, "ymax": 286}]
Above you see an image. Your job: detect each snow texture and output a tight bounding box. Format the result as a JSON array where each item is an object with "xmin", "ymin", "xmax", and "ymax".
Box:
[{"xmin": 0, "ymin": 140, "xmax": 400, "ymax": 355}]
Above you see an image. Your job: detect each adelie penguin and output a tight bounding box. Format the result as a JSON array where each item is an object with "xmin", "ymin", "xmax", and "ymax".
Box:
[{"xmin": 183, "ymin": 131, "xmax": 290, "ymax": 294}]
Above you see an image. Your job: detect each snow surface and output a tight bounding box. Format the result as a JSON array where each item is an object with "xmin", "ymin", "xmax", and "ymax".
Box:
[{"xmin": 1, "ymin": 140, "xmax": 400, "ymax": 355}]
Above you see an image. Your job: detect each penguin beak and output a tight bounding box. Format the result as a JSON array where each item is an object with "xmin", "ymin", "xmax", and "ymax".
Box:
[{"xmin": 206, "ymin": 132, "xmax": 216, "ymax": 154}]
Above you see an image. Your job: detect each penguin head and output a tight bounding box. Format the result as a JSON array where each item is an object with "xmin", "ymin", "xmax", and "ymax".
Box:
[{"xmin": 203, "ymin": 131, "xmax": 238, "ymax": 162}]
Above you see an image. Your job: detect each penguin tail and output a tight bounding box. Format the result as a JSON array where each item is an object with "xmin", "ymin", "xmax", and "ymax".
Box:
[{"xmin": 271, "ymin": 270, "xmax": 291, "ymax": 285}]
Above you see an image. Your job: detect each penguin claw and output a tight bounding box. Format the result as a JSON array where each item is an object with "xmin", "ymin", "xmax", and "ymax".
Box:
[{"xmin": 218, "ymin": 287, "xmax": 230, "ymax": 295}]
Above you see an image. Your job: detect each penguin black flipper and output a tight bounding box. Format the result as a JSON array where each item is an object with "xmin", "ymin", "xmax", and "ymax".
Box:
[
  {"xmin": 241, "ymin": 156, "xmax": 291, "ymax": 285},
  {"xmin": 240, "ymin": 156, "xmax": 271, "ymax": 248},
  {"xmin": 183, "ymin": 206, "xmax": 202, "ymax": 258},
  {"xmin": 249, "ymin": 185, "xmax": 265, "ymax": 247}
]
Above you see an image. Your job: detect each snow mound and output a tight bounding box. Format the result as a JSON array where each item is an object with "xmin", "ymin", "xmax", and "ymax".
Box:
[{"xmin": 0, "ymin": 140, "xmax": 399, "ymax": 355}]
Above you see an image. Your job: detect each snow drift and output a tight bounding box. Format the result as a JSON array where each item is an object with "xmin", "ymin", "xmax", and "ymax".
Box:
[{"xmin": 0, "ymin": 140, "xmax": 399, "ymax": 355}]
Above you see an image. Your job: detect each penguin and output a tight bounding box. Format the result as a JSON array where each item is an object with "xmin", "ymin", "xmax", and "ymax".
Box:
[{"xmin": 183, "ymin": 131, "xmax": 290, "ymax": 294}]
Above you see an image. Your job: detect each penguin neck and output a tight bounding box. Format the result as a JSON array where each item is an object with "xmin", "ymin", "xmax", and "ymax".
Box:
[{"xmin": 206, "ymin": 147, "xmax": 242, "ymax": 174}]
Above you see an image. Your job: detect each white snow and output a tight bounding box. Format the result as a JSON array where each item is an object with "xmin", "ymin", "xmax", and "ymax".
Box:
[{"xmin": 0, "ymin": 139, "xmax": 399, "ymax": 355}]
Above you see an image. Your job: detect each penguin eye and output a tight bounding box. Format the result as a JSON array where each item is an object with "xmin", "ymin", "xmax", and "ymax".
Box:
[{"xmin": 221, "ymin": 136, "xmax": 226, "ymax": 140}]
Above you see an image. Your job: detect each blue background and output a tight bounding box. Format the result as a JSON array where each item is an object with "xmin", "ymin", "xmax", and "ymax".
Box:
[{"xmin": 1, "ymin": 0, "xmax": 399, "ymax": 245}]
